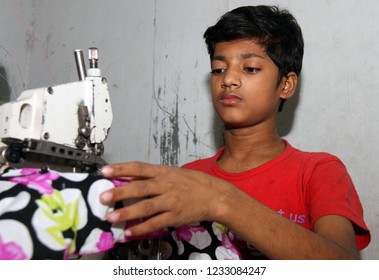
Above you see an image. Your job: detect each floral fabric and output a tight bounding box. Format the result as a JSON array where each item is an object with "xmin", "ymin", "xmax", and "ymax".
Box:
[
  {"xmin": 0, "ymin": 164, "xmax": 241, "ymax": 260},
  {"xmin": 160, "ymin": 222, "xmax": 242, "ymax": 260},
  {"xmin": 0, "ymin": 165, "xmax": 168, "ymax": 259}
]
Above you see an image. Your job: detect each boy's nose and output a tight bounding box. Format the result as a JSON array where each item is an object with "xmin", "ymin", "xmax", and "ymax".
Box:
[{"xmin": 221, "ymin": 70, "xmax": 241, "ymax": 88}]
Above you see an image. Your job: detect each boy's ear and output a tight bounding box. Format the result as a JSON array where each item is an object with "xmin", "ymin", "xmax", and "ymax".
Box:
[{"xmin": 280, "ymin": 72, "xmax": 298, "ymax": 100}]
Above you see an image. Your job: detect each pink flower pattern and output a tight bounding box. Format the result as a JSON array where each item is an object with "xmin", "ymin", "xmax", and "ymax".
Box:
[
  {"xmin": 9, "ymin": 168, "xmax": 59, "ymax": 194},
  {"xmin": 111, "ymin": 178, "xmax": 129, "ymax": 187},
  {"xmin": 176, "ymin": 225, "xmax": 205, "ymax": 242},
  {"xmin": 220, "ymin": 231, "xmax": 240, "ymax": 259},
  {"xmin": 0, "ymin": 236, "xmax": 27, "ymax": 260},
  {"xmin": 96, "ymin": 232, "xmax": 114, "ymax": 251}
]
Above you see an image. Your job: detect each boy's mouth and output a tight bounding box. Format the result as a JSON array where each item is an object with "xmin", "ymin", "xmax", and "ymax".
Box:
[{"xmin": 219, "ymin": 93, "xmax": 243, "ymax": 104}]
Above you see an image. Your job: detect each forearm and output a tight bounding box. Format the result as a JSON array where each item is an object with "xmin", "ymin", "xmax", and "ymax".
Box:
[{"xmin": 210, "ymin": 183, "xmax": 359, "ymax": 260}]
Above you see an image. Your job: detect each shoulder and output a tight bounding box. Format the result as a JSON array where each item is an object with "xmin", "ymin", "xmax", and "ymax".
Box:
[
  {"xmin": 284, "ymin": 142, "xmax": 355, "ymax": 193},
  {"xmin": 181, "ymin": 147, "xmax": 224, "ymax": 172},
  {"xmin": 285, "ymin": 141, "xmax": 346, "ymax": 169},
  {"xmin": 279, "ymin": 141, "xmax": 352, "ymax": 186}
]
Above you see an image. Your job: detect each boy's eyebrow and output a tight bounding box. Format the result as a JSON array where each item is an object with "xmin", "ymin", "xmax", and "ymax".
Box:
[
  {"xmin": 240, "ymin": 53, "xmax": 264, "ymax": 59},
  {"xmin": 212, "ymin": 52, "xmax": 264, "ymax": 60}
]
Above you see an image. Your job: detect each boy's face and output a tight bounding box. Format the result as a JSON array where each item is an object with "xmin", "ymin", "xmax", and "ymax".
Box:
[{"xmin": 210, "ymin": 39, "xmax": 294, "ymax": 129}]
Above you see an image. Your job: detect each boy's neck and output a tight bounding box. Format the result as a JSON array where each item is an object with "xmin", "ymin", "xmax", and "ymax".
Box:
[{"xmin": 218, "ymin": 126, "xmax": 285, "ymax": 172}]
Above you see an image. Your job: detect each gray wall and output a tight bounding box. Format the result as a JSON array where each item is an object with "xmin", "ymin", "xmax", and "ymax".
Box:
[{"xmin": 1, "ymin": 0, "xmax": 378, "ymax": 259}]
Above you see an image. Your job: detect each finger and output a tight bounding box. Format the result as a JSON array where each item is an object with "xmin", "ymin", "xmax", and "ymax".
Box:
[
  {"xmin": 106, "ymin": 192, "xmax": 171, "ymax": 223},
  {"xmin": 101, "ymin": 161, "xmax": 167, "ymax": 179},
  {"xmin": 100, "ymin": 179, "xmax": 163, "ymax": 204},
  {"xmin": 124, "ymin": 212, "xmax": 175, "ymax": 237}
]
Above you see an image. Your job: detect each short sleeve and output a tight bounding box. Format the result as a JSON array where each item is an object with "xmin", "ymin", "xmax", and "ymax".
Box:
[{"xmin": 306, "ymin": 157, "xmax": 370, "ymax": 250}]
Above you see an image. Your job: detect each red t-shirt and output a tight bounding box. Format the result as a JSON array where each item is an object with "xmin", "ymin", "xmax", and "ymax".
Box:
[{"xmin": 182, "ymin": 140, "xmax": 370, "ymax": 251}]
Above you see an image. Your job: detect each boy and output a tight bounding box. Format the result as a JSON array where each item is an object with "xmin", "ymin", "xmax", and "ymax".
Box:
[{"xmin": 100, "ymin": 5, "xmax": 370, "ymax": 259}]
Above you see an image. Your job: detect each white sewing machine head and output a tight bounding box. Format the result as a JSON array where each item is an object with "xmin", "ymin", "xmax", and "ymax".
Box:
[{"xmin": 0, "ymin": 48, "xmax": 112, "ymax": 173}]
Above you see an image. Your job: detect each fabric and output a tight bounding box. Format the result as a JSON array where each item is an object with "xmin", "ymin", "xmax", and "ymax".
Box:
[
  {"xmin": 161, "ymin": 139, "xmax": 370, "ymax": 259},
  {"xmin": 0, "ymin": 165, "xmax": 168, "ymax": 260}
]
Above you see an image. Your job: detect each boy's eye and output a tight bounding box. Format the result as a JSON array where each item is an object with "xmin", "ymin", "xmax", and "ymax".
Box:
[
  {"xmin": 245, "ymin": 67, "xmax": 259, "ymax": 73},
  {"xmin": 210, "ymin": 68, "xmax": 225, "ymax": 75}
]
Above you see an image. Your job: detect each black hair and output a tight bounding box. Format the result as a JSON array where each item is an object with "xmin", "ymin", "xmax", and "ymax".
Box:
[{"xmin": 204, "ymin": 5, "xmax": 304, "ymax": 86}]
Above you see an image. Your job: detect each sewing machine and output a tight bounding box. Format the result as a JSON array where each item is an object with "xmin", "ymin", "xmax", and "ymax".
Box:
[
  {"xmin": 0, "ymin": 48, "xmax": 160, "ymax": 260},
  {"xmin": 0, "ymin": 48, "xmax": 112, "ymax": 173}
]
